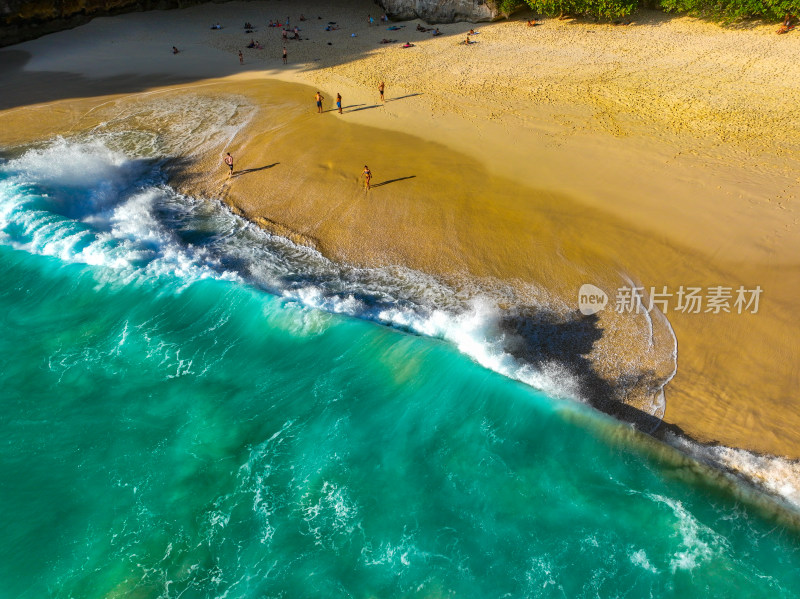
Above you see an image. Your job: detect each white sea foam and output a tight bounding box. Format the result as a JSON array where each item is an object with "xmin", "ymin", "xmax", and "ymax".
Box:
[
  {"xmin": 646, "ymin": 493, "xmax": 728, "ymax": 572},
  {"xmin": 2, "ymin": 136, "xmax": 799, "ymax": 514},
  {"xmin": 0, "ymin": 139, "xmax": 239, "ymax": 286},
  {"xmin": 79, "ymin": 93, "xmax": 257, "ymax": 160},
  {"xmin": 629, "ymin": 548, "xmax": 659, "ymax": 574},
  {"xmin": 360, "ymin": 532, "xmax": 421, "ymax": 570},
  {"xmin": 666, "ymin": 432, "xmax": 800, "ymax": 512},
  {"xmin": 11, "ymin": 137, "xmax": 139, "ymax": 194}
]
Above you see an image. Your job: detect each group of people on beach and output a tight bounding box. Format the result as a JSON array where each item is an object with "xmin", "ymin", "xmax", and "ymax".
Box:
[
  {"xmin": 224, "ymin": 77, "xmax": 386, "ymax": 190},
  {"xmin": 219, "ymin": 9, "xmax": 491, "ymax": 189},
  {"xmin": 231, "ymin": 9, "xmax": 488, "ymax": 69},
  {"xmin": 314, "ymin": 81, "xmax": 383, "ymax": 113},
  {"xmin": 282, "ymin": 27, "xmax": 302, "ymax": 41},
  {"xmin": 218, "ymin": 11, "xmax": 632, "ymax": 190},
  {"xmin": 224, "ymin": 156, "xmax": 374, "ymax": 191},
  {"xmin": 368, "ymin": 14, "xmax": 389, "ymax": 25}
]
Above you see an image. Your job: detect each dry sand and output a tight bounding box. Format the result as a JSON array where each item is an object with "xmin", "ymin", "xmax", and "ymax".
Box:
[{"xmin": 1, "ymin": 1, "xmax": 799, "ymax": 457}]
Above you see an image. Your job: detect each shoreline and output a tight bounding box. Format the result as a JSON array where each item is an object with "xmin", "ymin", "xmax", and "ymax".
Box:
[{"xmin": 1, "ymin": 2, "xmax": 799, "ymax": 461}]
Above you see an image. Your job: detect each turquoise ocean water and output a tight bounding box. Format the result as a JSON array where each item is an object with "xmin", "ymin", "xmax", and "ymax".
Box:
[{"xmin": 1, "ymin": 137, "xmax": 799, "ymax": 598}]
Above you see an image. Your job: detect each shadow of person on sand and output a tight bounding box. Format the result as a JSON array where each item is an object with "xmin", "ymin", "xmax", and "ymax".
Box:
[
  {"xmin": 347, "ymin": 104, "xmax": 382, "ymax": 113},
  {"xmin": 371, "ymin": 175, "xmax": 416, "ymax": 188},
  {"xmin": 232, "ymin": 163, "xmax": 279, "ymax": 177},
  {"xmin": 386, "ymin": 93, "xmax": 423, "ymax": 102},
  {"xmin": 324, "ymin": 104, "xmax": 365, "ymax": 113}
]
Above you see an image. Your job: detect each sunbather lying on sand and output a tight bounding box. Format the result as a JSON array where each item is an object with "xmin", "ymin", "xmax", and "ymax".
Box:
[
  {"xmin": 777, "ymin": 14, "xmax": 795, "ymax": 34},
  {"xmin": 402, "ymin": 42, "xmax": 414, "ymax": 48}
]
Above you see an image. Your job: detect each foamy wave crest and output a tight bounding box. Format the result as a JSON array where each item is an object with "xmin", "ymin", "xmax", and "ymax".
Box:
[
  {"xmin": 0, "ymin": 138, "xmax": 238, "ymax": 285},
  {"xmin": 665, "ymin": 432, "xmax": 800, "ymax": 512}
]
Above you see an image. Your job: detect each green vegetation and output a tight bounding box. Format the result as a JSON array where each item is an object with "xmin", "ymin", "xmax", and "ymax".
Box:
[
  {"xmin": 494, "ymin": 0, "xmax": 528, "ymax": 16},
  {"xmin": 518, "ymin": 0, "xmax": 798, "ymax": 21},
  {"xmin": 659, "ymin": 0, "xmax": 797, "ymax": 21},
  {"xmin": 522, "ymin": 0, "xmax": 637, "ymax": 19}
]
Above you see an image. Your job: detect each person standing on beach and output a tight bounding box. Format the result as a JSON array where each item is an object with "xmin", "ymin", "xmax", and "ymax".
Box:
[
  {"xmin": 315, "ymin": 91, "xmax": 324, "ymax": 113},
  {"xmin": 378, "ymin": 81, "xmax": 385, "ymax": 103},
  {"xmin": 362, "ymin": 165, "xmax": 372, "ymax": 191},
  {"xmin": 224, "ymin": 152, "xmax": 234, "ymax": 177},
  {"xmin": 238, "ymin": 50, "xmax": 243, "ymax": 64},
  {"xmin": 282, "ymin": 46, "xmax": 287, "ymax": 64},
  {"xmin": 336, "ymin": 93, "xmax": 342, "ymax": 114}
]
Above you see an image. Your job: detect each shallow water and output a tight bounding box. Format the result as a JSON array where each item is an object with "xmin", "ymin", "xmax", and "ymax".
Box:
[{"xmin": 1, "ymin": 137, "xmax": 799, "ymax": 598}]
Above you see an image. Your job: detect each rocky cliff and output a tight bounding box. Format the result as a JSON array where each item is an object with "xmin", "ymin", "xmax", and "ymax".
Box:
[
  {"xmin": 376, "ymin": 0, "xmax": 498, "ymax": 23},
  {"xmin": 0, "ymin": 0, "xmax": 226, "ymax": 47}
]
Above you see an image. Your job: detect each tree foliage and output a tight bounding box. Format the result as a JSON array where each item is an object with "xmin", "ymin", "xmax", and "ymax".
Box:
[
  {"xmin": 521, "ymin": 0, "xmax": 799, "ymax": 20},
  {"xmin": 494, "ymin": 0, "xmax": 527, "ymax": 15},
  {"xmin": 659, "ymin": 0, "xmax": 798, "ymax": 20},
  {"xmin": 523, "ymin": 0, "xmax": 639, "ymax": 19}
]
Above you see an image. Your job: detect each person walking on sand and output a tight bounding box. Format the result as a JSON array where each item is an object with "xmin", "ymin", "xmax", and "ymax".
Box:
[
  {"xmin": 282, "ymin": 46, "xmax": 287, "ymax": 64},
  {"xmin": 224, "ymin": 152, "xmax": 234, "ymax": 177},
  {"xmin": 238, "ymin": 50, "xmax": 244, "ymax": 64},
  {"xmin": 315, "ymin": 91, "xmax": 324, "ymax": 113},
  {"xmin": 362, "ymin": 165, "xmax": 372, "ymax": 191},
  {"xmin": 336, "ymin": 93, "xmax": 342, "ymax": 114},
  {"xmin": 378, "ymin": 81, "xmax": 385, "ymax": 103}
]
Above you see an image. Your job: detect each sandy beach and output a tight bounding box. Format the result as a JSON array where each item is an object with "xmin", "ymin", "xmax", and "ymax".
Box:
[{"xmin": 1, "ymin": 0, "xmax": 799, "ymax": 461}]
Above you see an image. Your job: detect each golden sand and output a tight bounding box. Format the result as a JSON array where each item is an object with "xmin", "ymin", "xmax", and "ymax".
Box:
[{"xmin": 1, "ymin": 1, "xmax": 799, "ymax": 457}]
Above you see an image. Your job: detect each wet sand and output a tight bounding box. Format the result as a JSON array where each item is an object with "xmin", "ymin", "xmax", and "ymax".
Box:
[{"xmin": 1, "ymin": 1, "xmax": 799, "ymax": 458}]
